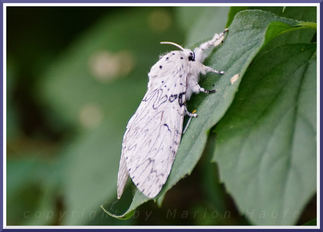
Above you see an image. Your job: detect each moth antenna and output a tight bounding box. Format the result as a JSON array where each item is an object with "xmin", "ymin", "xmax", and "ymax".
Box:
[{"xmin": 160, "ymin": 41, "xmax": 185, "ymax": 51}]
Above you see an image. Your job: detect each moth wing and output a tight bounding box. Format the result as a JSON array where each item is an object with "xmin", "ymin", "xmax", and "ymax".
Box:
[
  {"xmin": 117, "ymin": 152, "xmax": 129, "ymax": 199},
  {"xmin": 119, "ymin": 53, "xmax": 189, "ymax": 198}
]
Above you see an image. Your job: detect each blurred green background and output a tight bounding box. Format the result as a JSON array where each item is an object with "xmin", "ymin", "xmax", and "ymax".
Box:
[{"xmin": 6, "ymin": 6, "xmax": 316, "ymax": 225}]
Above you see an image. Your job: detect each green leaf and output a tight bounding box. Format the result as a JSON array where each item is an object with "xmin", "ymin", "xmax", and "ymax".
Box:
[
  {"xmin": 302, "ymin": 218, "xmax": 317, "ymax": 225},
  {"xmin": 227, "ymin": 6, "xmax": 317, "ymax": 27},
  {"xmin": 7, "ymin": 158, "xmax": 60, "ymax": 225},
  {"xmin": 108, "ymin": 9, "xmax": 315, "ymax": 219},
  {"xmin": 226, "ymin": 7, "xmax": 249, "ymax": 27},
  {"xmin": 176, "ymin": 7, "xmax": 230, "ymax": 45},
  {"xmin": 296, "ymin": 21, "xmax": 317, "ymax": 30},
  {"xmin": 226, "ymin": 7, "xmax": 316, "ymax": 60},
  {"xmin": 213, "ymin": 43, "xmax": 316, "ymax": 225},
  {"xmin": 264, "ymin": 21, "xmax": 316, "ymax": 45}
]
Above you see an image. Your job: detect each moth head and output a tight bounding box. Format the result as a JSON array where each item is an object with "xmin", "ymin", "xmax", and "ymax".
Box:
[{"xmin": 160, "ymin": 41, "xmax": 195, "ymax": 61}]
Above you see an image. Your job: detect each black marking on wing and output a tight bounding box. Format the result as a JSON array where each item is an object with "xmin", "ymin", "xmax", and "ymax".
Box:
[
  {"xmin": 178, "ymin": 92, "xmax": 186, "ymax": 106},
  {"xmin": 169, "ymin": 94, "xmax": 178, "ymax": 102},
  {"xmin": 153, "ymin": 93, "xmax": 168, "ymax": 109},
  {"xmin": 142, "ymin": 88, "xmax": 168, "ymax": 110},
  {"xmin": 163, "ymin": 123, "xmax": 171, "ymax": 132},
  {"xmin": 128, "ymin": 143, "xmax": 137, "ymax": 151}
]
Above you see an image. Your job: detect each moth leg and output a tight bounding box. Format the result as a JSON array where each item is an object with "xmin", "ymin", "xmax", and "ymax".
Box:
[
  {"xmin": 186, "ymin": 69, "xmax": 219, "ymax": 100},
  {"xmin": 199, "ymin": 28, "xmax": 229, "ymax": 51},
  {"xmin": 183, "ymin": 109, "xmax": 197, "ymax": 134},
  {"xmin": 189, "ymin": 63, "xmax": 224, "ymax": 95},
  {"xmin": 204, "ymin": 65, "xmax": 225, "ymax": 75},
  {"xmin": 199, "ymin": 86, "xmax": 216, "ymax": 94},
  {"xmin": 194, "ymin": 28, "xmax": 229, "ymax": 63},
  {"xmin": 184, "ymin": 105, "xmax": 198, "ymax": 118}
]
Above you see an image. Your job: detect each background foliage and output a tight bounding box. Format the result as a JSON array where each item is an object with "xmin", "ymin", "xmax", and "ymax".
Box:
[{"xmin": 6, "ymin": 6, "xmax": 317, "ymax": 226}]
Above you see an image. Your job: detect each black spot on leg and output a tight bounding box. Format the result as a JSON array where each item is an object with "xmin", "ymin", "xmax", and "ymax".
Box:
[
  {"xmin": 166, "ymin": 57, "xmax": 169, "ymax": 60},
  {"xmin": 159, "ymin": 65, "xmax": 162, "ymax": 69},
  {"xmin": 181, "ymin": 57, "xmax": 183, "ymax": 59}
]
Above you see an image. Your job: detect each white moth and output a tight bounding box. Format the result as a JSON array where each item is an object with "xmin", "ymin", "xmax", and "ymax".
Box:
[{"xmin": 117, "ymin": 28, "xmax": 228, "ymax": 199}]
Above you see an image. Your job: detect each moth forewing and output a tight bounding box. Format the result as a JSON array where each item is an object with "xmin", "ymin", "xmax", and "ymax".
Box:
[{"xmin": 117, "ymin": 153, "xmax": 129, "ymax": 199}]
